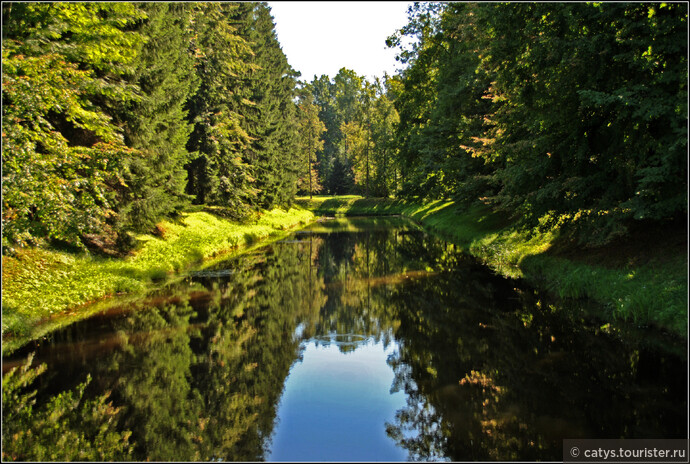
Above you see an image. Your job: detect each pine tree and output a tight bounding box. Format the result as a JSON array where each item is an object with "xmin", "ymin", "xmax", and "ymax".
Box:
[
  {"xmin": 116, "ymin": 3, "xmax": 198, "ymax": 234},
  {"xmin": 231, "ymin": 2, "xmax": 301, "ymax": 209},
  {"xmin": 184, "ymin": 3, "xmax": 256, "ymax": 214}
]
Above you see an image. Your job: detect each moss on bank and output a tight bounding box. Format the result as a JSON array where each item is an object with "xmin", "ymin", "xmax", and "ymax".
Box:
[
  {"xmin": 2, "ymin": 207, "xmax": 315, "ymax": 349},
  {"xmin": 296, "ymin": 195, "xmax": 687, "ymax": 338}
]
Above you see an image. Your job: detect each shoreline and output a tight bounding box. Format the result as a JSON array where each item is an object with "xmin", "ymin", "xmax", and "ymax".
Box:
[
  {"xmin": 2, "ymin": 207, "xmax": 316, "ymax": 354},
  {"xmin": 296, "ymin": 195, "xmax": 687, "ymax": 339},
  {"xmin": 3, "ymin": 195, "xmax": 686, "ymax": 355}
]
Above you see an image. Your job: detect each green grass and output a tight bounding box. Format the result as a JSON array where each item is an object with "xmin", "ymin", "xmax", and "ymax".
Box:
[
  {"xmin": 297, "ymin": 195, "xmax": 687, "ymax": 337},
  {"xmin": 4, "ymin": 195, "xmax": 685, "ymax": 349},
  {"xmin": 2, "ymin": 207, "xmax": 315, "ymax": 350}
]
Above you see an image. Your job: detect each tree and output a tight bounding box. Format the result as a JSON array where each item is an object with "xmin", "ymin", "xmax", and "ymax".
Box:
[
  {"xmin": 297, "ymin": 92, "xmax": 326, "ymax": 197},
  {"xmin": 369, "ymin": 77, "xmax": 400, "ymax": 197},
  {"xmin": 2, "ymin": 3, "xmax": 145, "ymax": 252},
  {"xmin": 341, "ymin": 120, "xmax": 369, "ymax": 195},
  {"xmin": 232, "ymin": 2, "xmax": 302, "ymax": 209},
  {"xmin": 307, "ymin": 75, "xmax": 339, "ymax": 193},
  {"xmin": 115, "ymin": 3, "xmax": 198, "ymax": 235},
  {"xmin": 184, "ymin": 3, "xmax": 256, "ymax": 213},
  {"xmin": 2, "ymin": 355, "xmax": 134, "ymax": 461},
  {"xmin": 306, "ymin": 68, "xmax": 365, "ymax": 194},
  {"xmin": 388, "ymin": 2, "xmax": 687, "ymax": 244},
  {"xmin": 386, "ymin": 2, "xmax": 446, "ymax": 198},
  {"xmin": 482, "ymin": 2, "xmax": 687, "ymax": 242}
]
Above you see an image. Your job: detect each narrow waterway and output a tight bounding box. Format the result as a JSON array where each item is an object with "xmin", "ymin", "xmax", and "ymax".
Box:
[{"xmin": 3, "ymin": 217, "xmax": 686, "ymax": 461}]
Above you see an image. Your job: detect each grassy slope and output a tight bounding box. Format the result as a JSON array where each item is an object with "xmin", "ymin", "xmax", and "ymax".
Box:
[
  {"xmin": 297, "ymin": 195, "xmax": 687, "ymax": 338},
  {"xmin": 2, "ymin": 207, "xmax": 315, "ymax": 350}
]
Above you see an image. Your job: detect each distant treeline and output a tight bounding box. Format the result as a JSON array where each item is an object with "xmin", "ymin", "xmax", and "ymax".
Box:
[{"xmin": 2, "ymin": 2, "xmax": 687, "ymax": 253}]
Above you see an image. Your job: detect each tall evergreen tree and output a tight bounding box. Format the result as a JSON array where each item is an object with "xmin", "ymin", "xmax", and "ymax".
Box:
[
  {"xmin": 231, "ymin": 2, "xmax": 301, "ymax": 209},
  {"xmin": 116, "ymin": 3, "xmax": 198, "ymax": 234},
  {"xmin": 185, "ymin": 3, "xmax": 256, "ymax": 213}
]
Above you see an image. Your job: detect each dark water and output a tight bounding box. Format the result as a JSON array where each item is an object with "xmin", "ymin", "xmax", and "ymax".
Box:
[{"xmin": 3, "ymin": 217, "xmax": 687, "ymax": 461}]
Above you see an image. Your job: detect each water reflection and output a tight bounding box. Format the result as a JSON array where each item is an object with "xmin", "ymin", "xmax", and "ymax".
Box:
[
  {"xmin": 384, "ymin": 254, "xmax": 687, "ymax": 461},
  {"xmin": 267, "ymin": 340, "xmax": 407, "ymax": 462},
  {"xmin": 3, "ymin": 217, "xmax": 686, "ymax": 461}
]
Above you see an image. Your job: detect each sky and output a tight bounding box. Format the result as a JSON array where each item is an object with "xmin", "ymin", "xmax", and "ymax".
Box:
[{"xmin": 267, "ymin": 1, "xmax": 413, "ymax": 82}]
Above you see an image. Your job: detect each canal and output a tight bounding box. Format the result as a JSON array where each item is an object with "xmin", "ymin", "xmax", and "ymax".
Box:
[{"xmin": 3, "ymin": 217, "xmax": 686, "ymax": 461}]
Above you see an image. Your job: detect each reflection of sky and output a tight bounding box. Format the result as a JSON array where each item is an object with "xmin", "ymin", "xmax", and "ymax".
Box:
[{"xmin": 267, "ymin": 338, "xmax": 408, "ymax": 462}]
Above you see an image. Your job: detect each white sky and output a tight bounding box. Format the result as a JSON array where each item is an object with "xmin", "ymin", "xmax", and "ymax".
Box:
[{"xmin": 267, "ymin": 1, "xmax": 412, "ymax": 82}]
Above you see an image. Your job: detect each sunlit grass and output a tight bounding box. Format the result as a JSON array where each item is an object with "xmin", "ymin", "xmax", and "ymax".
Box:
[
  {"xmin": 2, "ymin": 207, "xmax": 315, "ymax": 346},
  {"xmin": 297, "ymin": 195, "xmax": 687, "ymax": 337}
]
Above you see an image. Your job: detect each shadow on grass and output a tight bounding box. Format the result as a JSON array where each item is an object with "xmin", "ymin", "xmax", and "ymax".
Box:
[{"xmin": 519, "ymin": 252, "xmax": 688, "ymax": 339}]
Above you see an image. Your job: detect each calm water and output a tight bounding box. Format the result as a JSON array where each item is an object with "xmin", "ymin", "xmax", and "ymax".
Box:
[{"xmin": 3, "ymin": 217, "xmax": 687, "ymax": 461}]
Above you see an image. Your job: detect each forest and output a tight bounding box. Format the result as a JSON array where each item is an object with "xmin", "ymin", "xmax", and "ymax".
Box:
[
  {"xmin": 3, "ymin": 2, "xmax": 311, "ymax": 255},
  {"xmin": 1, "ymin": 2, "xmax": 688, "ymax": 461},
  {"xmin": 2, "ymin": 2, "xmax": 686, "ymax": 254}
]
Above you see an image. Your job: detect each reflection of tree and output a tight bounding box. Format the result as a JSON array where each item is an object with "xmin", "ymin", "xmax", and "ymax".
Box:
[
  {"xmin": 111, "ymin": 303, "xmax": 202, "ymax": 460},
  {"xmin": 2, "ymin": 354, "xmax": 134, "ymax": 461},
  {"xmin": 306, "ymin": 219, "xmax": 443, "ymax": 354},
  {"xmin": 384, "ymin": 238, "xmax": 687, "ymax": 461},
  {"xmin": 6, "ymin": 218, "xmax": 685, "ymax": 461},
  {"xmin": 9, "ymin": 230, "xmax": 332, "ymax": 461}
]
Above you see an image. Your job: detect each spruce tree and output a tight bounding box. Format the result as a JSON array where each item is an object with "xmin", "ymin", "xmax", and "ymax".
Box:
[
  {"xmin": 231, "ymin": 2, "xmax": 301, "ymax": 209},
  {"xmin": 116, "ymin": 3, "xmax": 198, "ymax": 234},
  {"xmin": 185, "ymin": 3, "xmax": 256, "ymax": 214}
]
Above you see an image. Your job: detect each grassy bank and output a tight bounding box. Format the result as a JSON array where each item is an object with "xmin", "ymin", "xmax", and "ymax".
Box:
[
  {"xmin": 297, "ymin": 195, "xmax": 687, "ymax": 338},
  {"xmin": 2, "ymin": 207, "xmax": 315, "ymax": 349}
]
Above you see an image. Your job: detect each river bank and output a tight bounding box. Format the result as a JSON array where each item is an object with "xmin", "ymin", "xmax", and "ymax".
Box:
[
  {"xmin": 3, "ymin": 195, "xmax": 685, "ymax": 354},
  {"xmin": 2, "ymin": 207, "xmax": 315, "ymax": 352},
  {"xmin": 4, "ymin": 214, "xmax": 685, "ymax": 461},
  {"xmin": 296, "ymin": 195, "xmax": 687, "ymax": 339}
]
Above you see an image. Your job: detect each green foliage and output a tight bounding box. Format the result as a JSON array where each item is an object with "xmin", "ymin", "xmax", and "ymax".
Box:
[
  {"xmin": 305, "ymin": 71, "xmax": 401, "ymax": 197},
  {"xmin": 2, "ymin": 1, "xmax": 309, "ymax": 254},
  {"xmin": 369, "ymin": 78, "xmax": 401, "ymax": 197},
  {"xmin": 296, "ymin": 92, "xmax": 326, "ymax": 197},
  {"xmin": 2, "ymin": 354, "xmax": 134, "ymax": 461},
  {"xmin": 233, "ymin": 3, "xmax": 302, "ymax": 209},
  {"xmin": 308, "ymin": 74, "xmax": 340, "ymax": 191},
  {"xmin": 388, "ymin": 2, "xmax": 687, "ymax": 244},
  {"xmin": 184, "ymin": 2, "xmax": 302, "ymax": 213},
  {"xmin": 2, "ymin": 3, "xmax": 145, "ymax": 250},
  {"xmin": 184, "ymin": 3, "xmax": 256, "ymax": 209},
  {"xmin": 116, "ymin": 3, "xmax": 199, "ymax": 233}
]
